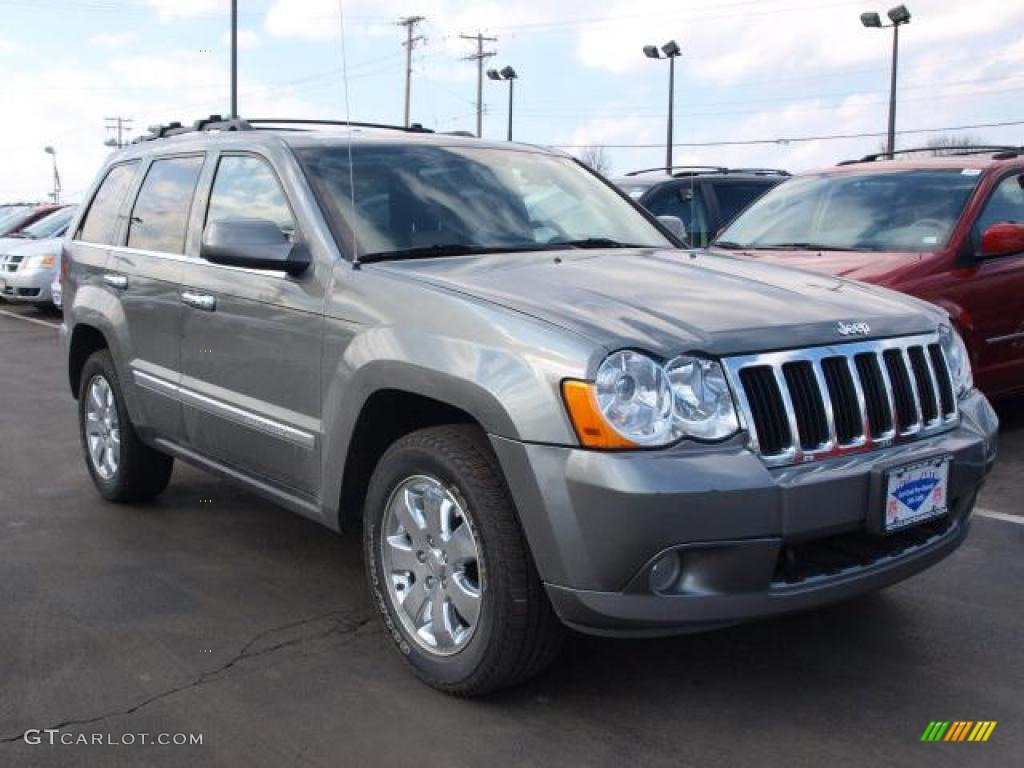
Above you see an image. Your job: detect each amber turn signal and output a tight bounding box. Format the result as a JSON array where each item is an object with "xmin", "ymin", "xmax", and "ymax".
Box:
[{"xmin": 561, "ymin": 380, "xmax": 638, "ymax": 449}]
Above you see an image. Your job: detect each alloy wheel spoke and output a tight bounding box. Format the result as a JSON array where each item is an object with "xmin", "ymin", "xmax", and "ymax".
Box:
[
  {"xmin": 85, "ymin": 413, "xmax": 104, "ymax": 437},
  {"xmin": 402, "ymin": 580, "xmax": 431, "ymax": 626},
  {"xmin": 430, "ymin": 589, "xmax": 456, "ymax": 650},
  {"xmin": 386, "ymin": 538, "xmax": 422, "ymax": 576},
  {"xmin": 446, "ymin": 523, "xmax": 477, "ymax": 565}
]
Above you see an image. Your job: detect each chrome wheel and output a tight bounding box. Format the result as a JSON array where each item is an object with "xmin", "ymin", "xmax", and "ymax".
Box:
[
  {"xmin": 381, "ymin": 475, "xmax": 483, "ymax": 656},
  {"xmin": 85, "ymin": 374, "xmax": 120, "ymax": 481}
]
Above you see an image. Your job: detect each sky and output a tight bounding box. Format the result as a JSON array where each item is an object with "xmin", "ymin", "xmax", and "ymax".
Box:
[{"xmin": 2, "ymin": 0, "xmax": 1023, "ymax": 203}]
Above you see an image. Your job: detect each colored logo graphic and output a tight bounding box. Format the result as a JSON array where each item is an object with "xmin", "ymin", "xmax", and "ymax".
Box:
[
  {"xmin": 893, "ymin": 473, "xmax": 941, "ymax": 512},
  {"xmin": 921, "ymin": 721, "xmax": 997, "ymax": 742}
]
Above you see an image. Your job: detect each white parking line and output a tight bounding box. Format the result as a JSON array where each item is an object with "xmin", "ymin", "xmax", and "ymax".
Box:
[
  {"xmin": 0, "ymin": 307, "xmax": 60, "ymax": 329},
  {"xmin": 976, "ymin": 508, "xmax": 1024, "ymax": 525}
]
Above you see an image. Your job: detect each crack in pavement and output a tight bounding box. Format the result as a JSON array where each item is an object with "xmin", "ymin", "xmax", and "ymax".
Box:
[{"xmin": 0, "ymin": 609, "xmax": 377, "ymax": 744}]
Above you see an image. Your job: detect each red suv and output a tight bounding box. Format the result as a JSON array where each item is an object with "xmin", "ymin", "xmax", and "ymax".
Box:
[{"xmin": 714, "ymin": 147, "xmax": 1024, "ymax": 400}]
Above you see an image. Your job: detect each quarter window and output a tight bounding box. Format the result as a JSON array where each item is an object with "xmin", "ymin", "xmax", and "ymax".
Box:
[
  {"xmin": 206, "ymin": 155, "xmax": 294, "ymax": 237},
  {"xmin": 127, "ymin": 156, "xmax": 204, "ymax": 254},
  {"xmin": 78, "ymin": 163, "xmax": 138, "ymax": 244}
]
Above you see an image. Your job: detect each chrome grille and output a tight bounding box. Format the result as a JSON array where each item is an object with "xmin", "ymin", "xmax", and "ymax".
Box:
[{"xmin": 724, "ymin": 332, "xmax": 958, "ymax": 467}]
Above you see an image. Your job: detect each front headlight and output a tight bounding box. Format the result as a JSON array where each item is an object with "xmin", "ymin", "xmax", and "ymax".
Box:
[
  {"xmin": 24, "ymin": 253, "xmax": 57, "ymax": 270},
  {"xmin": 563, "ymin": 350, "xmax": 739, "ymax": 448},
  {"xmin": 939, "ymin": 325, "xmax": 973, "ymax": 397}
]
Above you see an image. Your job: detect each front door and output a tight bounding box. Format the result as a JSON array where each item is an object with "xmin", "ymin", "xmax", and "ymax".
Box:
[{"xmin": 177, "ymin": 152, "xmax": 326, "ymax": 496}]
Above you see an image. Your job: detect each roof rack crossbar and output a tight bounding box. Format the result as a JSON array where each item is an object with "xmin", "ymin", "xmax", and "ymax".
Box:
[
  {"xmin": 625, "ymin": 165, "xmax": 727, "ymax": 177},
  {"xmin": 624, "ymin": 165, "xmax": 790, "ymax": 178},
  {"xmin": 855, "ymin": 145, "xmax": 1022, "ymax": 162},
  {"xmin": 132, "ymin": 115, "xmax": 437, "ymax": 143},
  {"xmin": 246, "ymin": 118, "xmax": 433, "ymax": 133}
]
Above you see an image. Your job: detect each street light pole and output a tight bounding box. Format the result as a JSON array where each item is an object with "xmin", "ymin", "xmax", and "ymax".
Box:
[
  {"xmin": 487, "ymin": 66, "xmax": 518, "ymax": 141},
  {"xmin": 861, "ymin": 5, "xmax": 911, "ymax": 156},
  {"xmin": 44, "ymin": 146, "xmax": 60, "ymax": 205},
  {"xmin": 643, "ymin": 40, "xmax": 682, "ymax": 173}
]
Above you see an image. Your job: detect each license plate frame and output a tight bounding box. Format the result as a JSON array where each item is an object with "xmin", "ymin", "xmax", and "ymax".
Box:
[{"xmin": 880, "ymin": 455, "xmax": 952, "ymax": 534}]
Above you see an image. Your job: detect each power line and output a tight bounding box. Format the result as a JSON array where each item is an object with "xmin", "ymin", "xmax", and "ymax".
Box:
[
  {"xmin": 103, "ymin": 116, "xmax": 132, "ymax": 148},
  {"xmin": 549, "ymin": 119, "xmax": 1024, "ymax": 149},
  {"xmin": 460, "ymin": 31, "xmax": 498, "ymax": 138}
]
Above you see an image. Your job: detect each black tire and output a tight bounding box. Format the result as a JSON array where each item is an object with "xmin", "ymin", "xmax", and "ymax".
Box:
[
  {"xmin": 364, "ymin": 425, "xmax": 563, "ymax": 695},
  {"xmin": 78, "ymin": 349, "xmax": 173, "ymax": 503}
]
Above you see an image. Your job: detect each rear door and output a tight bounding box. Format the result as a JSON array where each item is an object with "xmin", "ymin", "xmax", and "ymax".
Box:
[
  {"xmin": 112, "ymin": 153, "xmax": 206, "ymax": 441},
  {"xmin": 177, "ymin": 151, "xmax": 326, "ymax": 496}
]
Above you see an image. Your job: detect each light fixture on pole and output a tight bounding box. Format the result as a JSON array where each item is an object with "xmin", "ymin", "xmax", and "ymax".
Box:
[
  {"xmin": 861, "ymin": 5, "xmax": 911, "ymax": 156},
  {"xmin": 44, "ymin": 146, "xmax": 61, "ymax": 205},
  {"xmin": 643, "ymin": 40, "xmax": 682, "ymax": 173},
  {"xmin": 487, "ymin": 65, "xmax": 518, "ymax": 141}
]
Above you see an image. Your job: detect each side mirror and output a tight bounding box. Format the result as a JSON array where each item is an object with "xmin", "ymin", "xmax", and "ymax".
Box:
[
  {"xmin": 200, "ymin": 218, "xmax": 311, "ymax": 276},
  {"xmin": 980, "ymin": 222, "xmax": 1024, "ymax": 258},
  {"xmin": 657, "ymin": 215, "xmax": 688, "ymax": 243}
]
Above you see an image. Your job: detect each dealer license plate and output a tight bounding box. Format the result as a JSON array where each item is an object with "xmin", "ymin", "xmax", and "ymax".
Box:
[{"xmin": 883, "ymin": 456, "xmax": 951, "ymax": 533}]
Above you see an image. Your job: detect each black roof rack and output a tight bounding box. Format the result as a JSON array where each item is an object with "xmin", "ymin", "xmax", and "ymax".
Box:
[
  {"xmin": 624, "ymin": 165, "xmax": 789, "ymax": 178},
  {"xmin": 132, "ymin": 115, "xmax": 435, "ymax": 143},
  {"xmin": 841, "ymin": 145, "xmax": 1023, "ymax": 164}
]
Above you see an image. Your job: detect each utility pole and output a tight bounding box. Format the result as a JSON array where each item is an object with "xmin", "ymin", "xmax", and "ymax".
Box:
[
  {"xmin": 230, "ymin": 0, "xmax": 238, "ymax": 118},
  {"xmin": 104, "ymin": 116, "xmax": 133, "ymax": 149},
  {"xmin": 460, "ymin": 31, "xmax": 497, "ymax": 138},
  {"xmin": 397, "ymin": 16, "xmax": 425, "ymax": 128}
]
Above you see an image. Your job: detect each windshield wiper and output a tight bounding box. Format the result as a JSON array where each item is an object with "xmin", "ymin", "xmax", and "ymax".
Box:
[
  {"xmin": 712, "ymin": 240, "xmax": 745, "ymax": 249},
  {"xmin": 749, "ymin": 242, "xmax": 872, "ymax": 252},
  {"xmin": 359, "ymin": 242, "xmax": 560, "ymax": 264},
  {"xmin": 552, "ymin": 238, "xmax": 651, "ymax": 249}
]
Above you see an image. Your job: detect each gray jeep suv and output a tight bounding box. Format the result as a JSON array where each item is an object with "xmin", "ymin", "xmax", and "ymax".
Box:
[{"xmin": 62, "ymin": 117, "xmax": 999, "ymax": 695}]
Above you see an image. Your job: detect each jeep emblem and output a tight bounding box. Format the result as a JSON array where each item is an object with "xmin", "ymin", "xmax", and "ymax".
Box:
[{"xmin": 837, "ymin": 321, "xmax": 871, "ymax": 336}]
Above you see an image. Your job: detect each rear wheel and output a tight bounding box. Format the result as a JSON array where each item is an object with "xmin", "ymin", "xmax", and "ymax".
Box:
[
  {"xmin": 364, "ymin": 425, "xmax": 563, "ymax": 695},
  {"xmin": 78, "ymin": 349, "xmax": 173, "ymax": 502}
]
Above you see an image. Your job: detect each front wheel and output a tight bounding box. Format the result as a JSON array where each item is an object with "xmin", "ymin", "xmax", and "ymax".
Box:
[{"xmin": 364, "ymin": 425, "xmax": 563, "ymax": 695}]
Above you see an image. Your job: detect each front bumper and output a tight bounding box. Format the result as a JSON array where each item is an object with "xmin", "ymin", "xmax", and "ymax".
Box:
[
  {"xmin": 0, "ymin": 267, "xmax": 55, "ymax": 303},
  {"xmin": 491, "ymin": 391, "xmax": 999, "ymax": 637}
]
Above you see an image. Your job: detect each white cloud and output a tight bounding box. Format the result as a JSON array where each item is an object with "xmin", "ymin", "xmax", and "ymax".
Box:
[
  {"xmin": 140, "ymin": 0, "xmax": 228, "ymax": 21},
  {"xmin": 88, "ymin": 32, "xmax": 137, "ymax": 50}
]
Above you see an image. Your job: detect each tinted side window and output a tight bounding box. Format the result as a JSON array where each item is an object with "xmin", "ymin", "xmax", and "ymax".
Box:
[
  {"xmin": 206, "ymin": 155, "xmax": 294, "ymax": 236},
  {"xmin": 127, "ymin": 156, "xmax": 204, "ymax": 254},
  {"xmin": 646, "ymin": 185, "xmax": 710, "ymax": 246},
  {"xmin": 977, "ymin": 174, "xmax": 1024, "ymax": 233},
  {"xmin": 78, "ymin": 163, "xmax": 138, "ymax": 244},
  {"xmin": 714, "ymin": 182, "xmax": 775, "ymax": 226}
]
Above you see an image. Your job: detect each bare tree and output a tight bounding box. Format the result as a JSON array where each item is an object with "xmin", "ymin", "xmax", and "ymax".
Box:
[
  {"xmin": 926, "ymin": 133, "xmax": 987, "ymax": 156},
  {"xmin": 577, "ymin": 145, "xmax": 612, "ymax": 175}
]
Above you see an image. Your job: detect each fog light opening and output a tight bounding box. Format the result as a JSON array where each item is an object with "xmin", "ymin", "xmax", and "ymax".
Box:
[{"xmin": 649, "ymin": 551, "xmax": 681, "ymax": 594}]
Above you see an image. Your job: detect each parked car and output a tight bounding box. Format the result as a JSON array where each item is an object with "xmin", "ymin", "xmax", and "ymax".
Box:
[
  {"xmin": 63, "ymin": 117, "xmax": 997, "ymax": 695},
  {"xmin": 613, "ymin": 167, "xmax": 789, "ymax": 247},
  {"xmin": 0, "ymin": 205, "xmax": 76, "ymax": 306},
  {"xmin": 0, "ymin": 203, "xmax": 63, "ymax": 239},
  {"xmin": 714, "ymin": 146, "xmax": 1024, "ymax": 400}
]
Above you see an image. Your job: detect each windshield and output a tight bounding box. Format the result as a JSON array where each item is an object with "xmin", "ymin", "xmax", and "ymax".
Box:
[
  {"xmin": 0, "ymin": 206, "xmax": 32, "ymax": 234},
  {"xmin": 717, "ymin": 169, "xmax": 980, "ymax": 252},
  {"xmin": 297, "ymin": 144, "xmax": 673, "ymax": 260},
  {"xmin": 19, "ymin": 206, "xmax": 75, "ymax": 239}
]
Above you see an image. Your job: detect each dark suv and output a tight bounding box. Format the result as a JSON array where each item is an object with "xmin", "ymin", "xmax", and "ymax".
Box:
[{"xmin": 613, "ymin": 167, "xmax": 788, "ymax": 247}]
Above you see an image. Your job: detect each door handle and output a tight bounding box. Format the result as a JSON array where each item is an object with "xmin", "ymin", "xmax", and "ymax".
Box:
[
  {"xmin": 103, "ymin": 273, "xmax": 128, "ymax": 290},
  {"xmin": 180, "ymin": 290, "xmax": 217, "ymax": 312}
]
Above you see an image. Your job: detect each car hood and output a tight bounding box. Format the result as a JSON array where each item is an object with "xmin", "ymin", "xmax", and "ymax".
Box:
[
  {"xmin": 372, "ymin": 247, "xmax": 941, "ymax": 357},
  {"xmin": 715, "ymin": 246, "xmax": 929, "ymax": 284},
  {"xmin": 3, "ymin": 235, "xmax": 63, "ymax": 256}
]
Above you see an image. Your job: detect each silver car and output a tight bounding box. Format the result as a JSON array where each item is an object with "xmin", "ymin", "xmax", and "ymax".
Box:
[
  {"xmin": 0, "ymin": 206, "xmax": 76, "ymax": 306},
  {"xmin": 62, "ymin": 118, "xmax": 999, "ymax": 695}
]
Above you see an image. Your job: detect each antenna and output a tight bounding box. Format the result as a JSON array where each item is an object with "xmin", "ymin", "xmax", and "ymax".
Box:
[{"xmin": 336, "ymin": 0, "xmax": 360, "ymax": 269}]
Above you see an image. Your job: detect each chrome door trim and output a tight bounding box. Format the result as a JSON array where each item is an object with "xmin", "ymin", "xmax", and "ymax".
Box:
[
  {"xmin": 130, "ymin": 367, "xmax": 316, "ymax": 450},
  {"xmin": 986, "ymin": 330, "xmax": 1024, "ymax": 345}
]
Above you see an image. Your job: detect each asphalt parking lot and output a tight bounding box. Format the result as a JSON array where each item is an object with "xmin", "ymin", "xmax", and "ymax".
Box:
[{"xmin": 1, "ymin": 302, "xmax": 1022, "ymax": 768}]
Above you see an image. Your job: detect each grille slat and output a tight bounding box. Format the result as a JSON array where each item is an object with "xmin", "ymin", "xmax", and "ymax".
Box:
[{"xmin": 728, "ymin": 333, "xmax": 957, "ymax": 467}]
